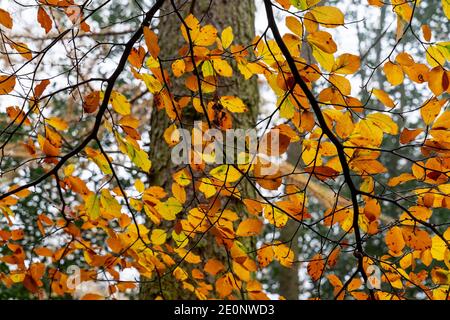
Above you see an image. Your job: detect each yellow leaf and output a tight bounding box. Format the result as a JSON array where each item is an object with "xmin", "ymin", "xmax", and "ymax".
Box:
[
  {"xmin": 145, "ymin": 55, "xmax": 160, "ymax": 69},
  {"xmin": 163, "ymin": 124, "xmax": 180, "ymax": 147},
  {"xmin": 263, "ymin": 205, "xmax": 288, "ymax": 228},
  {"xmin": 383, "ymin": 61, "xmax": 404, "ymax": 86},
  {"xmin": 367, "ymin": 113, "xmax": 398, "ymax": 134},
  {"xmin": 209, "ymin": 165, "xmax": 242, "ymax": 183},
  {"xmin": 155, "ymin": 197, "xmax": 182, "ymax": 221},
  {"xmin": 100, "ymin": 189, "xmax": 121, "ymax": 217},
  {"xmin": 173, "ymin": 168, "xmax": 191, "ymax": 186},
  {"xmin": 172, "ymin": 230, "xmax": 189, "ymax": 248},
  {"xmin": 329, "ymin": 74, "xmax": 351, "ymax": 95},
  {"xmin": 172, "ymin": 59, "xmax": 185, "ymax": 77},
  {"xmin": 311, "ymin": 46, "xmax": 335, "ymax": 71},
  {"xmin": 236, "ymin": 219, "xmax": 263, "ymax": 237},
  {"xmin": 257, "ymin": 245, "xmax": 274, "ymax": 267},
  {"xmin": 431, "ymin": 228, "xmax": 449, "ymax": 261},
  {"xmin": 220, "ymin": 96, "xmax": 247, "ymax": 113},
  {"xmin": 109, "ymin": 91, "xmax": 130, "ymax": 115},
  {"xmin": 290, "ymin": 0, "xmax": 321, "ymax": 10},
  {"xmin": 199, "ymin": 177, "xmax": 216, "ymax": 198},
  {"xmin": 172, "ymin": 182, "xmax": 186, "ymax": 204},
  {"xmin": 285, "ymin": 16, "xmax": 303, "ymax": 37},
  {"xmin": 46, "ymin": 117, "xmax": 68, "ymax": 131},
  {"xmin": 85, "ymin": 147, "xmax": 112, "ymax": 175},
  {"xmin": 10, "ymin": 273, "xmax": 25, "ymax": 283},
  {"xmin": 151, "ymin": 229, "xmax": 167, "ymax": 245},
  {"xmin": 125, "ymin": 142, "xmax": 151, "ymax": 172},
  {"xmin": 311, "ymin": 6, "xmax": 344, "ymax": 28},
  {"xmin": 196, "ymin": 25, "xmax": 217, "ymax": 46},
  {"xmin": 273, "ymin": 243, "xmax": 294, "ymax": 268},
  {"xmin": 432, "ymin": 109, "xmax": 450, "ymax": 130},
  {"xmin": 372, "ymin": 89, "xmax": 395, "ymax": 108},
  {"xmin": 421, "ymin": 98, "xmax": 442, "ymax": 125},
  {"xmin": 64, "ymin": 164, "xmax": 75, "ymax": 176},
  {"xmin": 202, "ymin": 60, "xmax": 214, "ymax": 77},
  {"xmin": 135, "ymin": 179, "xmax": 145, "ymax": 193},
  {"xmin": 213, "ymin": 59, "xmax": 233, "ymax": 77},
  {"xmin": 85, "ymin": 193, "xmax": 101, "ymax": 220},
  {"xmin": 444, "ymin": 0, "xmax": 450, "ymax": 19},
  {"xmin": 221, "ymin": 26, "xmax": 234, "ymax": 49},
  {"xmin": 141, "ymin": 74, "xmax": 163, "ymax": 94},
  {"xmin": 426, "ymin": 45, "xmax": 446, "ymax": 68}
]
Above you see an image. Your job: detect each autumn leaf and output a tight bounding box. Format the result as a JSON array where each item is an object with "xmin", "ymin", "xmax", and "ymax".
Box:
[
  {"xmin": 310, "ymin": 6, "xmax": 344, "ymax": 28},
  {"xmin": 204, "ymin": 259, "xmax": 225, "ymax": 276},
  {"xmin": 332, "ymin": 53, "xmax": 360, "ymax": 74},
  {"xmin": 219, "ymin": 96, "xmax": 248, "ymax": 113},
  {"xmin": 236, "ymin": 219, "xmax": 263, "ymax": 237},
  {"xmin": 109, "ymin": 91, "xmax": 131, "ymax": 115},
  {"xmin": 143, "ymin": 27, "xmax": 160, "ymax": 58},
  {"xmin": 155, "ymin": 197, "xmax": 182, "ymax": 221},
  {"xmin": 307, "ymin": 31, "xmax": 337, "ymax": 54},
  {"xmin": 85, "ymin": 193, "xmax": 101, "ymax": 220},
  {"xmin": 0, "ymin": 75, "xmax": 16, "ymax": 95},
  {"xmin": 421, "ymin": 98, "xmax": 442, "ymax": 125},
  {"xmin": 37, "ymin": 7, "xmax": 52, "ymax": 34},
  {"xmin": 11, "ymin": 42, "xmax": 32, "ymax": 60},
  {"xmin": 385, "ymin": 226, "xmax": 405, "ymax": 256},
  {"xmin": 209, "ymin": 165, "xmax": 242, "ymax": 183},
  {"xmin": 0, "ymin": 9, "xmax": 13, "ymax": 29},
  {"xmin": 383, "ymin": 61, "xmax": 404, "ymax": 86},
  {"xmin": 307, "ymin": 254, "xmax": 325, "ymax": 282},
  {"xmin": 221, "ymin": 26, "xmax": 234, "ymax": 49},
  {"xmin": 372, "ymin": 88, "xmax": 395, "ymax": 108},
  {"xmin": 150, "ymin": 229, "xmax": 167, "ymax": 245}
]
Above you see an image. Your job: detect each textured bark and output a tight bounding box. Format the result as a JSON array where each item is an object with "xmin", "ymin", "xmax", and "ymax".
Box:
[{"xmin": 139, "ymin": 0, "xmax": 259, "ymax": 300}]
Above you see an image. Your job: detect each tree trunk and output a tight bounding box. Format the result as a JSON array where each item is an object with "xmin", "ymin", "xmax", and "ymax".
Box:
[{"xmin": 139, "ymin": 0, "xmax": 259, "ymax": 300}]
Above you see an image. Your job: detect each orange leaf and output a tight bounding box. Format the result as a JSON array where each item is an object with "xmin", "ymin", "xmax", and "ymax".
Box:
[
  {"xmin": 372, "ymin": 89, "xmax": 395, "ymax": 108},
  {"xmin": 385, "ymin": 226, "xmax": 405, "ymax": 256},
  {"xmin": 400, "ymin": 128, "xmax": 423, "ymax": 144},
  {"xmin": 0, "ymin": 8, "xmax": 13, "ymax": 29},
  {"xmin": 420, "ymin": 98, "xmax": 442, "ymax": 125},
  {"xmin": 327, "ymin": 247, "xmax": 341, "ymax": 268},
  {"xmin": 143, "ymin": 27, "xmax": 160, "ymax": 58},
  {"xmin": 204, "ymin": 259, "xmax": 224, "ymax": 276},
  {"xmin": 257, "ymin": 245, "xmax": 274, "ymax": 267},
  {"xmin": 307, "ymin": 254, "xmax": 325, "ymax": 282},
  {"xmin": 236, "ymin": 219, "xmax": 263, "ymax": 237},
  {"xmin": 128, "ymin": 46, "xmax": 146, "ymax": 68},
  {"xmin": 0, "ymin": 75, "xmax": 16, "ymax": 95},
  {"xmin": 37, "ymin": 7, "xmax": 52, "ymax": 34}
]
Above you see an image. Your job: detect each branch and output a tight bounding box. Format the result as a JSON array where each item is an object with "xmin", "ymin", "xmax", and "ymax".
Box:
[
  {"xmin": 0, "ymin": 0, "xmax": 166, "ymax": 202},
  {"xmin": 263, "ymin": 0, "xmax": 372, "ymax": 295}
]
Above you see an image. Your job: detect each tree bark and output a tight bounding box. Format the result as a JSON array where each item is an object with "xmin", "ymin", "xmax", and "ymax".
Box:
[{"xmin": 139, "ymin": 0, "xmax": 259, "ymax": 300}]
